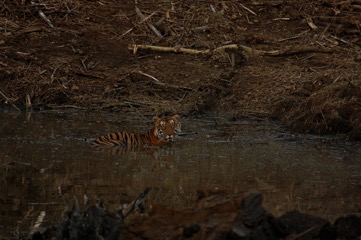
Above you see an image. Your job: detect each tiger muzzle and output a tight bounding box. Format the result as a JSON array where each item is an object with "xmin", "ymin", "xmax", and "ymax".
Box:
[{"xmin": 165, "ymin": 135, "xmax": 174, "ymax": 142}]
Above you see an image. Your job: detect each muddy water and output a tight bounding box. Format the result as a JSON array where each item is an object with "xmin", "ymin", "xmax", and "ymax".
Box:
[{"xmin": 0, "ymin": 112, "xmax": 361, "ymax": 238}]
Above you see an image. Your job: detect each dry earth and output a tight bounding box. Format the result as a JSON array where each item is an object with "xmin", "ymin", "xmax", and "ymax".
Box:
[{"xmin": 1, "ymin": 0, "xmax": 361, "ymax": 137}]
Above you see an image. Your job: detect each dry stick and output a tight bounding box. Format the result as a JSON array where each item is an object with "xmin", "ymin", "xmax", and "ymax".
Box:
[
  {"xmin": 277, "ymin": 35, "xmax": 301, "ymax": 42},
  {"xmin": 293, "ymin": 226, "xmax": 319, "ymax": 239},
  {"xmin": 29, "ymin": 211, "xmax": 46, "ymax": 236},
  {"xmin": 38, "ymin": 10, "xmax": 54, "ymax": 28},
  {"xmin": 273, "ymin": 17, "xmax": 290, "ymax": 21},
  {"xmin": 122, "ymin": 27, "xmax": 133, "ymax": 36},
  {"xmin": 0, "ymin": 90, "xmax": 21, "ymax": 111},
  {"xmin": 51, "ymin": 63, "xmax": 63, "ymax": 83},
  {"xmin": 128, "ymin": 44, "xmax": 334, "ymax": 57},
  {"xmin": 129, "ymin": 44, "xmax": 210, "ymax": 54},
  {"xmin": 277, "ymin": 29, "xmax": 310, "ymax": 42},
  {"xmin": 305, "ymin": 17, "xmax": 318, "ymax": 30},
  {"xmin": 139, "ymin": 11, "xmax": 157, "ymax": 24},
  {"xmin": 239, "ymin": 3, "xmax": 257, "ymax": 15},
  {"xmin": 18, "ymin": 26, "xmax": 44, "ymax": 35},
  {"xmin": 192, "ymin": 26, "xmax": 211, "ymax": 32},
  {"xmin": 25, "ymin": 94, "xmax": 32, "ymax": 109},
  {"xmin": 251, "ymin": 1, "xmax": 283, "ymax": 6},
  {"xmin": 138, "ymin": 70, "xmax": 160, "ymax": 82},
  {"xmin": 138, "ymin": 70, "xmax": 193, "ymax": 90},
  {"xmin": 135, "ymin": 7, "xmax": 163, "ymax": 39},
  {"xmin": 121, "ymin": 187, "xmax": 151, "ymax": 218},
  {"xmin": 47, "ymin": 104, "xmax": 87, "ymax": 110}
]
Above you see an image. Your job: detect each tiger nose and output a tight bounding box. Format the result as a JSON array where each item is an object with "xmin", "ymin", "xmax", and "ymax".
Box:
[{"xmin": 166, "ymin": 135, "xmax": 174, "ymax": 142}]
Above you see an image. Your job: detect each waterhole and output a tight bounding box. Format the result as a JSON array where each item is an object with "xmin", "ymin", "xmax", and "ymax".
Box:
[{"xmin": 0, "ymin": 112, "xmax": 360, "ymax": 238}]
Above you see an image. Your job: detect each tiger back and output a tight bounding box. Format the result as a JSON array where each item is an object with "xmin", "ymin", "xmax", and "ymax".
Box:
[{"xmin": 91, "ymin": 114, "xmax": 181, "ymax": 147}]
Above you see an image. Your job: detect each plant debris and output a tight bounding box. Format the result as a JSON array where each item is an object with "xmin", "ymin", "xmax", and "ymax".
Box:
[{"xmin": 1, "ymin": 1, "xmax": 361, "ymax": 132}]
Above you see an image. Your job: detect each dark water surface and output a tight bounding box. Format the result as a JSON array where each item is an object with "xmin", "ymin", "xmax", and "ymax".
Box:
[{"xmin": 0, "ymin": 112, "xmax": 360, "ymax": 238}]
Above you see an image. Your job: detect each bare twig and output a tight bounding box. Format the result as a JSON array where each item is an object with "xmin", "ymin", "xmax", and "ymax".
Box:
[
  {"xmin": 26, "ymin": 94, "xmax": 32, "ymax": 109},
  {"xmin": 292, "ymin": 226, "xmax": 319, "ymax": 239},
  {"xmin": 29, "ymin": 211, "xmax": 46, "ymax": 236},
  {"xmin": 277, "ymin": 30, "xmax": 310, "ymax": 42},
  {"xmin": 51, "ymin": 64, "xmax": 63, "ymax": 83},
  {"xmin": 330, "ymin": 35, "xmax": 350, "ymax": 45},
  {"xmin": 239, "ymin": 3, "xmax": 257, "ymax": 15},
  {"xmin": 191, "ymin": 26, "xmax": 211, "ymax": 32},
  {"xmin": 38, "ymin": 10, "xmax": 54, "ymax": 28},
  {"xmin": 0, "ymin": 90, "xmax": 21, "ymax": 112},
  {"xmin": 122, "ymin": 28, "xmax": 133, "ymax": 36},
  {"xmin": 135, "ymin": 7, "xmax": 163, "ymax": 39},
  {"xmin": 137, "ymin": 71, "xmax": 193, "ymax": 90},
  {"xmin": 138, "ymin": 70, "xmax": 160, "ymax": 82},
  {"xmin": 47, "ymin": 104, "xmax": 87, "ymax": 110},
  {"xmin": 305, "ymin": 17, "xmax": 318, "ymax": 30},
  {"xmin": 139, "ymin": 11, "xmax": 156, "ymax": 24},
  {"xmin": 273, "ymin": 18, "xmax": 290, "ymax": 21}
]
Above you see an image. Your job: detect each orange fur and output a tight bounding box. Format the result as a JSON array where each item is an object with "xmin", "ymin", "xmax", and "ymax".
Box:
[{"xmin": 91, "ymin": 114, "xmax": 181, "ymax": 147}]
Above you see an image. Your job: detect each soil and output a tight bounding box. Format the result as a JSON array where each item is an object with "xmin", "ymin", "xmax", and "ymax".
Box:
[{"xmin": 1, "ymin": 0, "xmax": 361, "ymax": 138}]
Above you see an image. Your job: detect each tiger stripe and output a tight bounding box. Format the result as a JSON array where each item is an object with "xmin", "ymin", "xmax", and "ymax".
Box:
[{"xmin": 91, "ymin": 114, "xmax": 181, "ymax": 147}]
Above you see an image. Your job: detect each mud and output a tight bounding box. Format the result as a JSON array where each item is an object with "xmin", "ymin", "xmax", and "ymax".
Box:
[
  {"xmin": 1, "ymin": 0, "xmax": 361, "ymax": 137},
  {"xmin": 30, "ymin": 190, "xmax": 361, "ymax": 240}
]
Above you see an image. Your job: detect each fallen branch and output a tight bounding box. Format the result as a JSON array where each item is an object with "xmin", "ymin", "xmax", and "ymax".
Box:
[
  {"xmin": 128, "ymin": 44, "xmax": 334, "ymax": 57},
  {"xmin": 130, "ymin": 44, "xmax": 210, "ymax": 55}
]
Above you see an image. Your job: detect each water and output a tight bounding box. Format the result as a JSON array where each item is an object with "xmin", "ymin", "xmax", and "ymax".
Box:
[{"xmin": 0, "ymin": 112, "xmax": 360, "ymax": 238}]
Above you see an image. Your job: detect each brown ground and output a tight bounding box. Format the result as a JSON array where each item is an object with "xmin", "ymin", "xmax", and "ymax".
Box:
[{"xmin": 1, "ymin": 1, "xmax": 361, "ymax": 137}]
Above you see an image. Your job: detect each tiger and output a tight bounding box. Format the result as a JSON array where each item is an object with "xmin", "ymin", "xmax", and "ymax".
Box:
[{"xmin": 91, "ymin": 114, "xmax": 181, "ymax": 147}]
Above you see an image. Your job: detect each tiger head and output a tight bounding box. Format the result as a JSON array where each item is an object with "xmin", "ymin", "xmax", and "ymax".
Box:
[{"xmin": 153, "ymin": 114, "xmax": 181, "ymax": 143}]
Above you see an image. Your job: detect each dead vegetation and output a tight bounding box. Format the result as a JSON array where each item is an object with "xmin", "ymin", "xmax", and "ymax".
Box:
[{"xmin": 0, "ymin": 0, "xmax": 361, "ymax": 138}]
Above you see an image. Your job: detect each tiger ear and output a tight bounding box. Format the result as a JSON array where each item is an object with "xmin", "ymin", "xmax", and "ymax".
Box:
[
  {"xmin": 153, "ymin": 116, "xmax": 161, "ymax": 122},
  {"xmin": 172, "ymin": 114, "xmax": 180, "ymax": 120}
]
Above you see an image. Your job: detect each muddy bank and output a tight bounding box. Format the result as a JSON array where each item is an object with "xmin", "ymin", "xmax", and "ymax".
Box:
[
  {"xmin": 1, "ymin": 0, "xmax": 361, "ymax": 137},
  {"xmin": 30, "ymin": 189, "xmax": 361, "ymax": 240}
]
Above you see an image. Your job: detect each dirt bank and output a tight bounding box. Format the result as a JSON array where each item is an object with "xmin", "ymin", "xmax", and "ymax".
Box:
[
  {"xmin": 1, "ymin": 0, "xmax": 361, "ymax": 137},
  {"xmin": 31, "ymin": 189, "xmax": 361, "ymax": 240}
]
